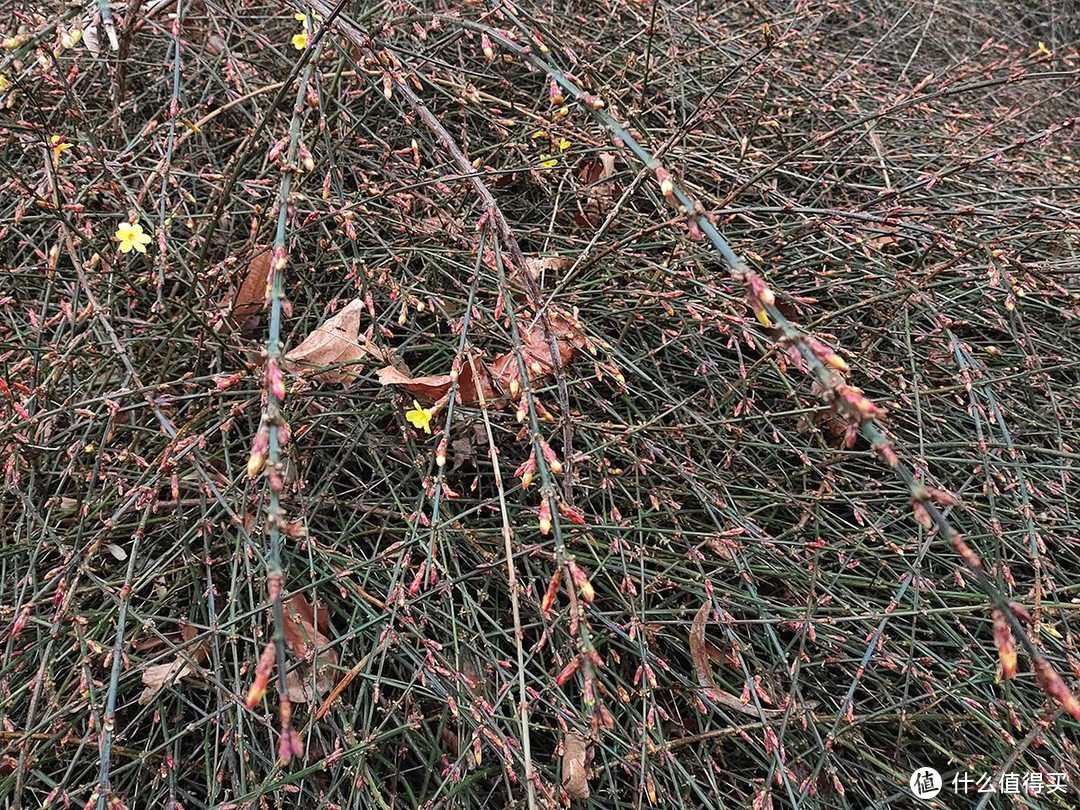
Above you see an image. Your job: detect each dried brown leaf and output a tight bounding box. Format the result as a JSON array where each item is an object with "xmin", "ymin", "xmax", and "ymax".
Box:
[
  {"xmin": 522, "ymin": 255, "xmax": 572, "ymax": 281},
  {"xmin": 561, "ymin": 729, "xmax": 592, "ymax": 800},
  {"xmin": 690, "ymin": 601, "xmax": 782, "ymax": 718},
  {"xmin": 138, "ymin": 659, "xmax": 199, "ymax": 705},
  {"xmin": 284, "ymin": 299, "xmax": 384, "ymax": 383},
  {"xmin": 138, "ymin": 634, "xmax": 211, "ymax": 705},
  {"xmin": 228, "ymin": 248, "xmax": 271, "ymax": 337},
  {"xmin": 376, "ymin": 365, "xmax": 453, "ymax": 400},
  {"xmin": 574, "ymin": 153, "xmax": 618, "ymax": 227},
  {"xmin": 378, "ymin": 307, "xmax": 591, "ymax": 408},
  {"xmin": 282, "ymin": 594, "xmax": 339, "ymax": 703},
  {"xmin": 377, "ymin": 355, "xmax": 498, "ymax": 406}
]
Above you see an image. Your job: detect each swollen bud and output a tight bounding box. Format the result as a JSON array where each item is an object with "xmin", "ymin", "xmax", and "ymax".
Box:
[
  {"xmin": 299, "ymin": 143, "xmax": 315, "ymax": 173},
  {"xmin": 568, "ymin": 560, "xmax": 595, "ymax": 601},
  {"xmin": 539, "ymin": 438, "xmax": 563, "ymax": 474},
  {"xmin": 247, "ymin": 423, "xmax": 270, "ymax": 478},
  {"xmin": 245, "ymin": 642, "xmax": 277, "ymax": 708},
  {"xmin": 655, "ymin": 166, "xmax": 675, "ymax": 198},
  {"xmin": 541, "ymin": 569, "xmax": 561, "ymax": 614},
  {"xmin": 549, "ymin": 79, "xmax": 565, "ymax": 105},
  {"xmin": 267, "ymin": 358, "xmax": 286, "ymax": 403},
  {"xmin": 538, "ymin": 498, "xmax": 552, "ymax": 535}
]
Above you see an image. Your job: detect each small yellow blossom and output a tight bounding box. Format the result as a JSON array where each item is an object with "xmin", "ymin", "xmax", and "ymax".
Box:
[
  {"xmin": 114, "ymin": 220, "xmax": 152, "ymax": 254},
  {"xmin": 556, "ymin": 137, "xmax": 571, "ymax": 152},
  {"xmin": 49, "ymin": 134, "xmax": 72, "ymax": 159},
  {"xmin": 538, "ymin": 154, "xmax": 557, "ymax": 169},
  {"xmin": 405, "ymin": 400, "xmax": 433, "ymax": 434},
  {"xmin": 292, "ymin": 31, "xmax": 308, "ymax": 50}
]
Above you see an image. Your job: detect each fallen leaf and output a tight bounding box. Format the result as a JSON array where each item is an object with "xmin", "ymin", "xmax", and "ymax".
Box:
[
  {"xmin": 561, "ymin": 729, "xmax": 592, "ymax": 799},
  {"xmin": 137, "ymin": 626, "xmax": 211, "ymax": 705},
  {"xmin": 283, "ymin": 594, "xmax": 339, "ymax": 703},
  {"xmin": 689, "ymin": 601, "xmax": 783, "ymax": 718},
  {"xmin": 523, "ymin": 255, "xmax": 572, "ymax": 281},
  {"xmin": 285, "ymin": 299, "xmax": 385, "ymax": 383},
  {"xmin": 574, "ymin": 153, "xmax": 618, "ymax": 227},
  {"xmin": 138, "ymin": 659, "xmax": 200, "ymax": 705},
  {"xmin": 377, "ymin": 354, "xmax": 497, "ymax": 406},
  {"xmin": 377, "ymin": 307, "xmax": 601, "ymax": 408},
  {"xmin": 376, "ymin": 365, "xmax": 453, "ymax": 400},
  {"xmin": 228, "ymin": 247, "xmax": 271, "ymax": 337}
]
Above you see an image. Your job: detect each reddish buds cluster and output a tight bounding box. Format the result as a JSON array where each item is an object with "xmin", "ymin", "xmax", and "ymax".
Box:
[
  {"xmin": 515, "ymin": 452, "xmax": 537, "ymax": 489},
  {"xmin": 538, "ymin": 497, "xmax": 552, "ymax": 535},
  {"xmin": 655, "ymin": 166, "xmax": 675, "ymax": 198},
  {"xmin": 549, "ymin": 79, "xmax": 565, "ymax": 106},
  {"xmin": 298, "ymin": 143, "xmax": 315, "ymax": 173},
  {"xmin": 538, "ymin": 437, "xmax": 563, "ymax": 474},
  {"xmin": 278, "ymin": 725, "xmax": 304, "ymax": 763}
]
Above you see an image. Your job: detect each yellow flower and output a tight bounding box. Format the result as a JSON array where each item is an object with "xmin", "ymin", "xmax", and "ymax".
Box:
[
  {"xmin": 538, "ymin": 154, "xmax": 557, "ymax": 169},
  {"xmin": 114, "ymin": 220, "xmax": 152, "ymax": 254},
  {"xmin": 291, "ymin": 31, "xmax": 308, "ymax": 50},
  {"xmin": 49, "ymin": 134, "xmax": 72, "ymax": 158},
  {"xmin": 405, "ymin": 400, "xmax": 433, "ymax": 434},
  {"xmin": 556, "ymin": 137, "xmax": 571, "ymax": 152}
]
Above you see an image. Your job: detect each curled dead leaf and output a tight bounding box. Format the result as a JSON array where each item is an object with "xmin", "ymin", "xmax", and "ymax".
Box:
[
  {"xmin": 228, "ymin": 248, "xmax": 271, "ymax": 337},
  {"xmin": 138, "ymin": 659, "xmax": 198, "ymax": 705},
  {"xmin": 377, "ymin": 354, "xmax": 497, "ymax": 406},
  {"xmin": 376, "ymin": 365, "xmax": 453, "ymax": 401},
  {"xmin": 284, "ymin": 299, "xmax": 385, "ymax": 383},
  {"xmin": 561, "ymin": 729, "xmax": 592, "ymax": 800},
  {"xmin": 283, "ymin": 594, "xmax": 339, "ymax": 703},
  {"xmin": 689, "ymin": 601, "xmax": 783, "ymax": 718},
  {"xmin": 376, "ymin": 306, "xmax": 598, "ymax": 407}
]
